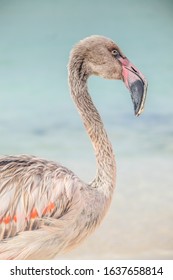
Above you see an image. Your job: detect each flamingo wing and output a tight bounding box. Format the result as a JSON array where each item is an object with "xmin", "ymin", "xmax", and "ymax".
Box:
[{"xmin": 0, "ymin": 155, "xmax": 83, "ymax": 241}]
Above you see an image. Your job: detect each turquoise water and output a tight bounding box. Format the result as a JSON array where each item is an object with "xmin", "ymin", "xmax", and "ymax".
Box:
[{"xmin": 0, "ymin": 0, "xmax": 173, "ymax": 259}]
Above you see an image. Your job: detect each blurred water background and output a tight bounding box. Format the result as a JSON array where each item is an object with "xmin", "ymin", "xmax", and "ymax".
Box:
[{"xmin": 0, "ymin": 0, "xmax": 173, "ymax": 259}]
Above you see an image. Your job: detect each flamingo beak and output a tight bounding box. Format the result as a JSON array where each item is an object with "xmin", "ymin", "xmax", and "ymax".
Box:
[{"xmin": 120, "ymin": 57, "xmax": 148, "ymax": 116}]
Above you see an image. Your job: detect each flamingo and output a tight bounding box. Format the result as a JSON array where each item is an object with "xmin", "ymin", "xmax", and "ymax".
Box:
[{"xmin": 0, "ymin": 36, "xmax": 147, "ymax": 259}]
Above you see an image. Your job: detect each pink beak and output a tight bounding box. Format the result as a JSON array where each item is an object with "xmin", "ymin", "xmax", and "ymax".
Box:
[{"xmin": 119, "ymin": 56, "xmax": 148, "ymax": 116}]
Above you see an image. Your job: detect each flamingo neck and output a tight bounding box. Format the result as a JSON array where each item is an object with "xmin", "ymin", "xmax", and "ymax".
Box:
[{"xmin": 68, "ymin": 58, "xmax": 116, "ymax": 197}]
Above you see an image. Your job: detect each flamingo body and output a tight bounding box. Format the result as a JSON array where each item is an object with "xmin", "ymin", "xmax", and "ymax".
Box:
[{"xmin": 0, "ymin": 36, "xmax": 147, "ymax": 259}]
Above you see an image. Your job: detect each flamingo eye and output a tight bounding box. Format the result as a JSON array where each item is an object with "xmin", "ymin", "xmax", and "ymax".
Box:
[{"xmin": 112, "ymin": 49, "xmax": 120, "ymax": 57}]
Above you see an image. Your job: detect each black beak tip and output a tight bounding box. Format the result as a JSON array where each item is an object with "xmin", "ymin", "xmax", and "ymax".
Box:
[{"xmin": 130, "ymin": 80, "xmax": 146, "ymax": 116}]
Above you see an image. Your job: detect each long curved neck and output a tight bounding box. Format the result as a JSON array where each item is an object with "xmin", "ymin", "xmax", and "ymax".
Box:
[{"xmin": 68, "ymin": 55, "xmax": 116, "ymax": 197}]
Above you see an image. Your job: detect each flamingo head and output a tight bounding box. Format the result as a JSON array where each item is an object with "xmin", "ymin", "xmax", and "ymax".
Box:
[{"xmin": 72, "ymin": 35, "xmax": 148, "ymax": 116}]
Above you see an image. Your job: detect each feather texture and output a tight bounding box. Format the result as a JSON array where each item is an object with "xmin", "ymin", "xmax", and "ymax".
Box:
[{"xmin": 0, "ymin": 155, "xmax": 110, "ymax": 259}]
